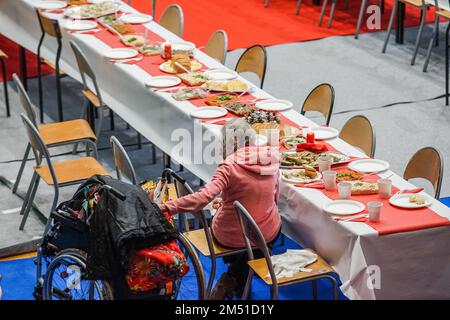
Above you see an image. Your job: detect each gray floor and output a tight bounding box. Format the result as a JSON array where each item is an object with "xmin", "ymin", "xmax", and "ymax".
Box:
[{"xmin": 0, "ymin": 22, "xmax": 449, "ymax": 255}]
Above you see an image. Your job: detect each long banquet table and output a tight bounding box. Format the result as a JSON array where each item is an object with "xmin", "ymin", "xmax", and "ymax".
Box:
[{"xmin": 2, "ymin": 0, "xmax": 450, "ymax": 300}]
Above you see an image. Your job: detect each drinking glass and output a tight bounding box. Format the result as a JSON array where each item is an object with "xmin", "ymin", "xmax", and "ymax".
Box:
[{"xmin": 323, "ymin": 170, "xmax": 337, "ymax": 190}]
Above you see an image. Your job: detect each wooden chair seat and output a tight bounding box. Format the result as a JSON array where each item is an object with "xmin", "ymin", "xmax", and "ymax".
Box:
[
  {"xmin": 83, "ymin": 89, "xmax": 103, "ymax": 108},
  {"xmin": 399, "ymin": 0, "xmax": 429, "ymax": 7},
  {"xmin": 183, "ymin": 228, "xmax": 244, "ymax": 257},
  {"xmin": 436, "ymin": 9, "xmax": 450, "ymax": 19},
  {"xmin": 0, "ymin": 50, "xmax": 8, "ymax": 59},
  {"xmin": 39, "ymin": 119, "xmax": 96, "ymax": 146},
  {"xmin": 247, "ymin": 249, "xmax": 335, "ymax": 285},
  {"xmin": 43, "ymin": 59, "xmax": 65, "ymax": 76},
  {"xmin": 35, "ymin": 156, "xmax": 108, "ymax": 185}
]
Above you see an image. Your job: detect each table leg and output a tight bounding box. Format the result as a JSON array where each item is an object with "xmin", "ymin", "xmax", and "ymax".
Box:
[
  {"xmin": 19, "ymin": 46, "xmax": 28, "ymax": 91},
  {"xmin": 313, "ymin": 0, "xmax": 321, "ymax": 6},
  {"xmin": 396, "ymin": 2, "xmax": 405, "ymax": 44}
]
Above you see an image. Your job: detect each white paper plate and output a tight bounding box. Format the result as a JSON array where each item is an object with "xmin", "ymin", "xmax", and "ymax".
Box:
[
  {"xmin": 348, "ymin": 159, "xmax": 390, "ymax": 173},
  {"xmin": 191, "ymin": 107, "xmax": 228, "ymax": 119},
  {"xmin": 389, "ymin": 193, "xmax": 432, "ymax": 209},
  {"xmin": 204, "ymin": 69, "xmax": 238, "ymax": 81},
  {"xmin": 323, "ymin": 200, "xmax": 366, "ymax": 216},
  {"xmin": 104, "ymin": 48, "xmax": 138, "ymax": 60},
  {"xmin": 120, "ymin": 13, "xmax": 153, "ymax": 24},
  {"xmin": 171, "ymin": 41, "xmax": 196, "ymax": 52},
  {"xmin": 145, "ymin": 76, "xmax": 181, "ymax": 88},
  {"xmin": 64, "ymin": 20, "xmax": 98, "ymax": 31},
  {"xmin": 35, "ymin": 1, "xmax": 67, "ymax": 10},
  {"xmin": 281, "ymin": 169, "xmax": 322, "ymax": 184},
  {"xmin": 307, "ymin": 126, "xmax": 339, "ymax": 140},
  {"xmin": 255, "ymin": 99, "xmax": 293, "ymax": 112}
]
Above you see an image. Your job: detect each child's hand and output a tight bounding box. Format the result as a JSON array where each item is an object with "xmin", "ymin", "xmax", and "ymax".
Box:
[{"xmin": 212, "ymin": 198, "xmax": 223, "ymax": 210}]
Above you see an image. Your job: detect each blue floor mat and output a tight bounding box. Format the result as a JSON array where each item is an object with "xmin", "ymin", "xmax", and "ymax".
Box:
[
  {"xmin": 0, "ymin": 235, "xmax": 346, "ymax": 300},
  {"xmin": 439, "ymin": 197, "xmax": 450, "ymax": 208}
]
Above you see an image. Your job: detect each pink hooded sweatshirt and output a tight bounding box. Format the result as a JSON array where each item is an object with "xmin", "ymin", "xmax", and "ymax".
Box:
[{"xmin": 165, "ymin": 146, "xmax": 281, "ymax": 248}]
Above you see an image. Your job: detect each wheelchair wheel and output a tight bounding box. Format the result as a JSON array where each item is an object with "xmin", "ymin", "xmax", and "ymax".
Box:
[
  {"xmin": 173, "ymin": 233, "xmax": 207, "ymax": 300},
  {"xmin": 43, "ymin": 249, "xmax": 113, "ymax": 300}
]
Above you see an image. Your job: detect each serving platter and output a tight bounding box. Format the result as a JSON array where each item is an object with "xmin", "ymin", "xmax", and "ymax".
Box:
[
  {"xmin": 281, "ymin": 169, "xmax": 322, "ymax": 184},
  {"xmin": 145, "ymin": 76, "xmax": 181, "ymax": 88},
  {"xmin": 160, "ymin": 60, "xmax": 202, "ymax": 74},
  {"xmin": 255, "ymin": 99, "xmax": 293, "ymax": 112},
  {"xmin": 323, "ymin": 200, "xmax": 366, "ymax": 216},
  {"xmin": 191, "ymin": 107, "xmax": 228, "ymax": 119},
  {"xmin": 104, "ymin": 48, "xmax": 138, "ymax": 60},
  {"xmin": 389, "ymin": 193, "xmax": 432, "ymax": 209},
  {"xmin": 280, "ymin": 150, "xmax": 349, "ymax": 169},
  {"xmin": 120, "ymin": 13, "xmax": 153, "ymax": 24},
  {"xmin": 35, "ymin": 1, "xmax": 68, "ymax": 10},
  {"xmin": 64, "ymin": 2, "xmax": 120, "ymax": 19},
  {"xmin": 348, "ymin": 159, "xmax": 390, "ymax": 173}
]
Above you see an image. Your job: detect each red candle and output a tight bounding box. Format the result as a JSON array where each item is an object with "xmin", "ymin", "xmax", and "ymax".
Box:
[{"xmin": 306, "ymin": 131, "xmax": 315, "ymax": 144}]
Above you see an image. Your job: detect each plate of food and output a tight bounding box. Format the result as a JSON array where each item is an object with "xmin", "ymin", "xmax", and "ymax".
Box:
[
  {"xmin": 160, "ymin": 54, "xmax": 202, "ymax": 74},
  {"xmin": 64, "ymin": 1, "xmax": 120, "ymax": 19},
  {"xmin": 202, "ymin": 79, "xmax": 249, "ymax": 93},
  {"xmin": 139, "ymin": 43, "xmax": 161, "ymax": 56},
  {"xmin": 389, "ymin": 193, "xmax": 432, "ymax": 209},
  {"xmin": 246, "ymin": 110, "xmax": 280, "ymax": 125},
  {"xmin": 203, "ymin": 69, "xmax": 238, "ymax": 81},
  {"xmin": 120, "ymin": 13, "xmax": 153, "ymax": 24},
  {"xmin": 64, "ymin": 20, "xmax": 98, "ymax": 31},
  {"xmin": 191, "ymin": 107, "xmax": 228, "ymax": 119},
  {"xmin": 305, "ymin": 126, "xmax": 339, "ymax": 140},
  {"xmin": 348, "ymin": 159, "xmax": 390, "ymax": 174},
  {"xmin": 145, "ymin": 76, "xmax": 181, "ymax": 88},
  {"xmin": 172, "ymin": 88, "xmax": 209, "ymax": 101},
  {"xmin": 280, "ymin": 151, "xmax": 349, "ymax": 168},
  {"xmin": 104, "ymin": 48, "xmax": 138, "ymax": 60},
  {"xmin": 323, "ymin": 200, "xmax": 366, "ymax": 216},
  {"xmin": 98, "ymin": 15, "xmax": 136, "ymax": 34},
  {"xmin": 35, "ymin": 1, "xmax": 68, "ymax": 10},
  {"xmin": 349, "ymin": 180, "xmax": 379, "ymax": 195},
  {"xmin": 177, "ymin": 72, "xmax": 208, "ymax": 86},
  {"xmin": 281, "ymin": 166, "xmax": 321, "ymax": 184},
  {"xmin": 255, "ymin": 99, "xmax": 293, "ymax": 112},
  {"xmin": 121, "ymin": 34, "xmax": 146, "ymax": 47},
  {"xmin": 205, "ymin": 94, "xmax": 238, "ymax": 107},
  {"xmin": 171, "ymin": 42, "xmax": 196, "ymax": 56},
  {"xmin": 336, "ymin": 169, "xmax": 364, "ymax": 182},
  {"xmin": 225, "ymin": 102, "xmax": 255, "ymax": 117},
  {"xmin": 281, "ymin": 136, "xmax": 306, "ymax": 150}
]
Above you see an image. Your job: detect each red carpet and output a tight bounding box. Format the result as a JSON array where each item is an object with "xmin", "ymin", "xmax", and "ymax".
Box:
[{"xmin": 134, "ymin": 0, "xmax": 435, "ymax": 50}]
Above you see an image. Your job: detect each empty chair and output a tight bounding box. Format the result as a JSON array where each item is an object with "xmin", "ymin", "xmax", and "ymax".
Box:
[
  {"xmin": 382, "ymin": 0, "xmax": 429, "ymax": 67},
  {"xmin": 126, "ymin": 0, "xmax": 157, "ymax": 18},
  {"xmin": 159, "ymin": 4, "xmax": 184, "ymax": 37},
  {"xmin": 110, "ymin": 136, "xmax": 138, "ymax": 185},
  {"xmin": 162, "ymin": 168, "xmax": 246, "ymax": 298},
  {"xmin": 36, "ymin": 10, "xmax": 66, "ymax": 122},
  {"xmin": 233, "ymin": 201, "xmax": 338, "ymax": 300},
  {"xmin": 339, "ymin": 115, "xmax": 376, "ymax": 157},
  {"xmin": 403, "ymin": 147, "xmax": 443, "ymax": 199},
  {"xmin": 300, "ymin": 83, "xmax": 335, "ymax": 126},
  {"xmin": 205, "ymin": 30, "xmax": 228, "ymax": 64},
  {"xmin": 11, "ymin": 74, "xmax": 97, "ymax": 194},
  {"xmin": 235, "ymin": 45, "xmax": 267, "ymax": 89},
  {"xmin": 0, "ymin": 49, "xmax": 10, "ymax": 117},
  {"xmin": 18, "ymin": 114, "xmax": 108, "ymax": 230}
]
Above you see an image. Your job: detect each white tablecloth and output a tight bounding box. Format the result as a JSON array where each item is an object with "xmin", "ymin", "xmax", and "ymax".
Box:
[{"xmin": 2, "ymin": 0, "xmax": 450, "ymax": 300}]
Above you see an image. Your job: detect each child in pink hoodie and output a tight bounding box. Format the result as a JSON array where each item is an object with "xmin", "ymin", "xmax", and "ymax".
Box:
[{"xmin": 162, "ymin": 119, "xmax": 281, "ymax": 299}]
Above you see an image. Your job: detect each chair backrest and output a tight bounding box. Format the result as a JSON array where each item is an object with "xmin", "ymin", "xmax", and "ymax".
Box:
[
  {"xmin": 159, "ymin": 4, "xmax": 184, "ymax": 37},
  {"xmin": 205, "ymin": 30, "xmax": 228, "ymax": 64},
  {"xmin": 403, "ymin": 147, "xmax": 443, "ymax": 198},
  {"xmin": 20, "ymin": 114, "xmax": 59, "ymax": 214},
  {"xmin": 233, "ymin": 201, "xmax": 278, "ymax": 300},
  {"xmin": 301, "ymin": 83, "xmax": 335, "ymax": 126},
  {"xmin": 69, "ymin": 40, "xmax": 104, "ymax": 103},
  {"xmin": 13, "ymin": 74, "xmax": 38, "ymax": 128},
  {"xmin": 339, "ymin": 115, "xmax": 376, "ymax": 158},
  {"xmin": 36, "ymin": 10, "xmax": 62, "ymax": 39},
  {"xmin": 235, "ymin": 45, "xmax": 267, "ymax": 89},
  {"xmin": 127, "ymin": 0, "xmax": 156, "ymax": 18},
  {"xmin": 110, "ymin": 136, "xmax": 138, "ymax": 185}
]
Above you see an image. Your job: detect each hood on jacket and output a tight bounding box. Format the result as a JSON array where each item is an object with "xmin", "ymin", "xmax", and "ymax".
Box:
[{"xmin": 226, "ymin": 146, "xmax": 280, "ymax": 176}]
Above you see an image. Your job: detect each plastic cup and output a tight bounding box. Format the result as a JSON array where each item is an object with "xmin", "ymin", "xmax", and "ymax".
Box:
[
  {"xmin": 318, "ymin": 156, "xmax": 332, "ymax": 173},
  {"xmin": 338, "ymin": 182, "xmax": 352, "ymax": 199},
  {"xmin": 378, "ymin": 179, "xmax": 392, "ymax": 199},
  {"xmin": 323, "ymin": 170, "xmax": 337, "ymax": 191},
  {"xmin": 368, "ymin": 201, "xmax": 383, "ymax": 222}
]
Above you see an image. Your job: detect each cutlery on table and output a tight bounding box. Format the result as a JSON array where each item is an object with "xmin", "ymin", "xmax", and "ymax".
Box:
[
  {"xmin": 72, "ymin": 29, "xmax": 101, "ymax": 35},
  {"xmin": 110, "ymin": 56, "xmax": 143, "ymax": 64},
  {"xmin": 335, "ymin": 214, "xmax": 368, "ymax": 222}
]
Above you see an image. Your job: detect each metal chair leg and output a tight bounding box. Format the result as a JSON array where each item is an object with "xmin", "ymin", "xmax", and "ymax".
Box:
[
  {"xmin": 206, "ymin": 256, "xmax": 217, "ymax": 297},
  {"xmin": 411, "ymin": 5, "xmax": 427, "ymax": 66},
  {"xmin": 446, "ymin": 23, "xmax": 450, "ymax": 106},
  {"xmin": 327, "ymin": 0, "xmax": 337, "ymax": 28},
  {"xmin": 12, "ymin": 143, "xmax": 31, "ymax": 194},
  {"xmin": 96, "ymin": 107, "xmax": 104, "ymax": 139},
  {"xmin": 355, "ymin": 0, "xmax": 368, "ymax": 39},
  {"xmin": 423, "ymin": 16, "xmax": 440, "ymax": 72},
  {"xmin": 295, "ymin": 0, "xmax": 302, "ymax": 15},
  {"xmin": 109, "ymin": 109, "xmax": 115, "ymax": 131},
  {"xmin": 241, "ymin": 269, "xmax": 254, "ymax": 300},
  {"xmin": 19, "ymin": 175, "xmax": 40, "ymax": 230},
  {"xmin": 151, "ymin": 144, "xmax": 156, "ymax": 164},
  {"xmin": 72, "ymin": 100, "xmax": 90, "ymax": 155},
  {"xmin": 55, "ymin": 44, "xmax": 63, "ymax": 122},
  {"xmin": 19, "ymin": 172, "xmax": 38, "ymax": 216},
  {"xmin": 0, "ymin": 58, "xmax": 10, "ymax": 117},
  {"xmin": 318, "ymin": 0, "xmax": 329, "ymax": 26},
  {"xmin": 382, "ymin": 0, "xmax": 398, "ymax": 53}
]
